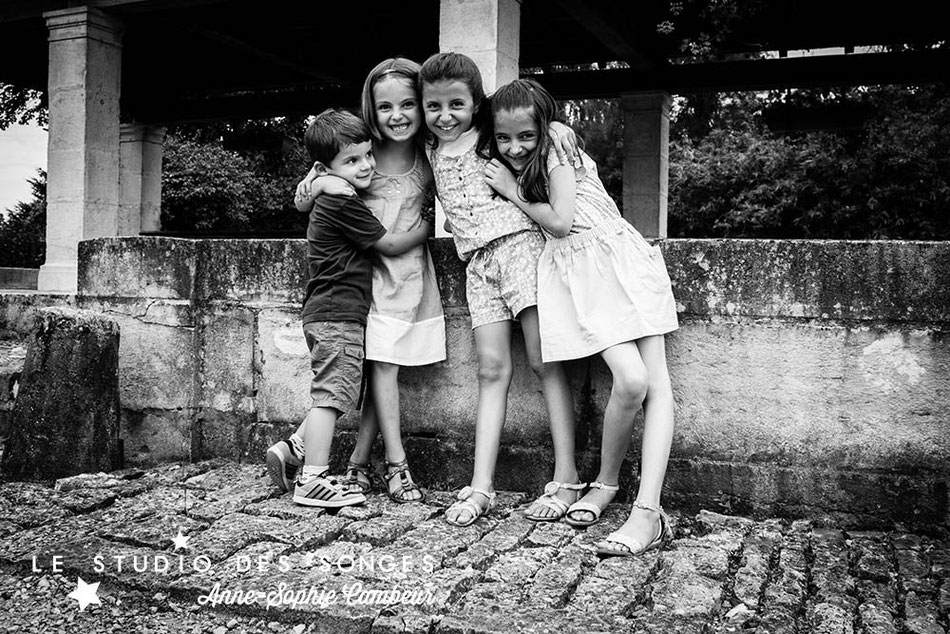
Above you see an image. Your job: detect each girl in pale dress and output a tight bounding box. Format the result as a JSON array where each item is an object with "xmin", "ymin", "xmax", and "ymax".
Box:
[
  {"xmin": 482, "ymin": 78, "xmax": 679, "ymax": 556},
  {"xmin": 267, "ymin": 58, "xmax": 446, "ymax": 503}
]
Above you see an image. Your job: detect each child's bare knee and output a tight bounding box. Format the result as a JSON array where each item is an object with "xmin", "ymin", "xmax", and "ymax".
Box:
[
  {"xmin": 526, "ymin": 354, "xmax": 547, "ymax": 379},
  {"xmin": 612, "ymin": 370, "xmax": 649, "ymax": 408},
  {"xmin": 477, "ymin": 354, "xmax": 512, "ymax": 384}
]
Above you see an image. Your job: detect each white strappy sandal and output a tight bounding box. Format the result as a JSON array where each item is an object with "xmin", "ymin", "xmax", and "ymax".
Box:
[
  {"xmin": 445, "ymin": 486, "xmax": 495, "ymax": 527},
  {"xmin": 525, "ymin": 481, "xmax": 586, "ymax": 522},
  {"xmin": 564, "ymin": 481, "xmax": 620, "ymax": 527},
  {"xmin": 596, "ymin": 500, "xmax": 673, "ymax": 557}
]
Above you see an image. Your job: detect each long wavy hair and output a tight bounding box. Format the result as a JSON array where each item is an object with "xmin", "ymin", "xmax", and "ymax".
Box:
[{"xmin": 477, "ymin": 78, "xmax": 559, "ymax": 204}]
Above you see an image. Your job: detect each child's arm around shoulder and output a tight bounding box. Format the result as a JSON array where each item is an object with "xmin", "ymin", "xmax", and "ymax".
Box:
[
  {"xmin": 373, "ymin": 220, "xmax": 432, "ymax": 256},
  {"xmin": 484, "ymin": 153, "xmax": 576, "ymax": 237},
  {"xmin": 294, "ymin": 168, "xmax": 356, "ymax": 212}
]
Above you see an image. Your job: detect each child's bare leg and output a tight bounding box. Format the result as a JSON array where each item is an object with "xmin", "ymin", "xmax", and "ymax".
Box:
[
  {"xmin": 518, "ymin": 306, "xmax": 579, "ymax": 519},
  {"xmin": 301, "ymin": 406, "xmax": 339, "ymax": 468},
  {"xmin": 373, "ymin": 361, "xmax": 422, "ymax": 502},
  {"xmin": 372, "ymin": 361, "xmax": 405, "ymax": 463},
  {"xmin": 600, "ymin": 335, "xmax": 674, "ymax": 553},
  {"xmin": 295, "ymin": 405, "xmax": 365, "ymax": 507},
  {"xmin": 569, "ymin": 341, "xmax": 648, "ymax": 524},
  {"xmin": 349, "ymin": 370, "xmax": 379, "ymax": 466},
  {"xmin": 446, "ymin": 320, "xmax": 513, "ymax": 524}
]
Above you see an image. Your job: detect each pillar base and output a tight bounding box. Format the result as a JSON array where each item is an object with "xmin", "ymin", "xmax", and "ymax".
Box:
[{"xmin": 37, "ymin": 263, "xmax": 78, "ymax": 293}]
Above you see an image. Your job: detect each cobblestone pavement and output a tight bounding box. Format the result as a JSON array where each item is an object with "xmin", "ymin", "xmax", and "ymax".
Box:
[{"xmin": 0, "ymin": 461, "xmax": 948, "ymax": 634}]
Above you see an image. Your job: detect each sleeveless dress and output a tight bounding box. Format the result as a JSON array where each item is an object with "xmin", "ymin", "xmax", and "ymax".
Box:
[
  {"xmin": 537, "ymin": 150, "xmax": 679, "ymax": 362},
  {"xmin": 361, "ymin": 151, "xmax": 446, "ymax": 365}
]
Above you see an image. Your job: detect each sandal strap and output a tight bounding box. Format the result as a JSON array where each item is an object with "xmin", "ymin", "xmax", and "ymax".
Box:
[
  {"xmin": 631, "ymin": 500, "xmax": 674, "ymax": 542},
  {"xmin": 383, "ymin": 458, "xmax": 410, "ymax": 482},
  {"xmin": 532, "ymin": 494, "xmax": 570, "ymax": 515},
  {"xmin": 589, "ymin": 481, "xmax": 620, "ymax": 492},
  {"xmin": 384, "ymin": 459, "xmax": 423, "ymax": 502},
  {"xmin": 457, "ymin": 485, "xmax": 495, "ymax": 502},
  {"xmin": 346, "ymin": 461, "xmax": 374, "ymax": 478},
  {"xmin": 541, "ymin": 480, "xmax": 586, "ymax": 497},
  {"xmin": 565, "ymin": 501, "xmax": 605, "ymax": 520},
  {"xmin": 601, "ymin": 529, "xmax": 642, "ymax": 553},
  {"xmin": 446, "ymin": 486, "xmax": 495, "ymax": 525}
]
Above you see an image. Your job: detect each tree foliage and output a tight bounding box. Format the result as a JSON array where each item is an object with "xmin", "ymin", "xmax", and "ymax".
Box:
[
  {"xmin": 667, "ymin": 84, "xmax": 950, "ymax": 239},
  {"xmin": 0, "ymin": 84, "xmax": 46, "ymax": 130},
  {"xmin": 160, "ymin": 118, "xmax": 310, "ymax": 234},
  {"xmin": 560, "ymin": 99, "xmax": 624, "ymax": 206},
  {"xmin": 0, "ymin": 170, "xmax": 45, "ymax": 267}
]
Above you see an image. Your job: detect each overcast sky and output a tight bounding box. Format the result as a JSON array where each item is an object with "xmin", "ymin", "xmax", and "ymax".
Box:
[{"xmin": 0, "ymin": 123, "xmax": 47, "ymax": 216}]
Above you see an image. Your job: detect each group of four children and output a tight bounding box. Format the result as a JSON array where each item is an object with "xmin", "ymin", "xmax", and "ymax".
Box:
[{"xmin": 265, "ymin": 52, "xmax": 678, "ymax": 558}]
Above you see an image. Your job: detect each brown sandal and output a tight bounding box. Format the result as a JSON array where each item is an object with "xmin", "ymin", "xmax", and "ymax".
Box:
[
  {"xmin": 383, "ymin": 458, "xmax": 425, "ymax": 504},
  {"xmin": 343, "ymin": 461, "xmax": 375, "ymax": 494}
]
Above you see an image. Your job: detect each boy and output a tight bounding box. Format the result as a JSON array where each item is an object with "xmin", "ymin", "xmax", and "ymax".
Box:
[{"xmin": 267, "ymin": 109, "xmax": 431, "ymax": 507}]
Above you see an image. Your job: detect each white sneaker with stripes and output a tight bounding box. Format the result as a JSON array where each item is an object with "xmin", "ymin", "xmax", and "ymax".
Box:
[{"xmin": 293, "ymin": 473, "xmax": 366, "ymax": 508}]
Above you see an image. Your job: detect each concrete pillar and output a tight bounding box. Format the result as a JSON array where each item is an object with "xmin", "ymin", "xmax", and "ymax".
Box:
[
  {"xmin": 438, "ymin": 0, "xmax": 520, "ymax": 92},
  {"xmin": 119, "ymin": 124, "xmax": 165, "ymax": 235},
  {"xmin": 435, "ymin": 0, "xmax": 520, "ymax": 237},
  {"xmin": 622, "ymin": 91, "xmax": 671, "ymax": 238},
  {"xmin": 39, "ymin": 7, "xmax": 123, "ymax": 293}
]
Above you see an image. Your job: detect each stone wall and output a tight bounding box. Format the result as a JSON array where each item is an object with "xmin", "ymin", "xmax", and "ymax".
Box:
[
  {"xmin": 2, "ymin": 307, "xmax": 121, "ymax": 479},
  {"xmin": 74, "ymin": 236, "xmax": 950, "ymax": 528}
]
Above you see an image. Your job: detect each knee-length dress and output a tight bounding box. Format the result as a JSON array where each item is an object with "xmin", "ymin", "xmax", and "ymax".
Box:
[
  {"xmin": 362, "ymin": 151, "xmax": 446, "ymax": 365},
  {"xmin": 538, "ymin": 150, "xmax": 679, "ymax": 362}
]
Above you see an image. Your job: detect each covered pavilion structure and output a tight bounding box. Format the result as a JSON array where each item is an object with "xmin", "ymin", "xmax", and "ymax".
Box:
[{"xmin": 0, "ymin": 0, "xmax": 948, "ymax": 291}]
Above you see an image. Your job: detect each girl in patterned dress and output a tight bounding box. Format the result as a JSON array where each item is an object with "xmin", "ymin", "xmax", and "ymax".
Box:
[
  {"xmin": 482, "ymin": 79, "xmax": 679, "ymax": 557},
  {"xmin": 269, "ymin": 58, "xmax": 446, "ymax": 504},
  {"xmin": 419, "ymin": 53, "xmax": 585, "ymax": 527}
]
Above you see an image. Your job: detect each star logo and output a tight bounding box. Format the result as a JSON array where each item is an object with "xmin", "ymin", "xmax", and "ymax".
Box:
[
  {"xmin": 68, "ymin": 577, "xmax": 101, "ymax": 612},
  {"xmin": 171, "ymin": 529, "xmax": 190, "ymax": 551}
]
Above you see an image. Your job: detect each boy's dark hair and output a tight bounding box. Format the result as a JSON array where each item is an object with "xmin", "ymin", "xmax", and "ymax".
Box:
[
  {"xmin": 419, "ymin": 52, "xmax": 485, "ymax": 112},
  {"xmin": 305, "ymin": 108, "xmax": 372, "ymax": 165}
]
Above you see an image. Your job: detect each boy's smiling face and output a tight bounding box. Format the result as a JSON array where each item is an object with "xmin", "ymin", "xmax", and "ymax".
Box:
[{"xmin": 319, "ymin": 140, "xmax": 375, "ymax": 190}]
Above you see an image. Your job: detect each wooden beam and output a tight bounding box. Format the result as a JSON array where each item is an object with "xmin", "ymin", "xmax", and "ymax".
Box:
[
  {"xmin": 550, "ymin": 0, "xmax": 653, "ymax": 71},
  {"xmin": 0, "ymin": 0, "xmax": 230, "ymax": 21},
  {"xmin": 526, "ymin": 50, "xmax": 950, "ymax": 98},
  {"xmin": 173, "ymin": 21, "xmax": 342, "ymax": 84},
  {"xmin": 124, "ymin": 82, "xmax": 359, "ymax": 124}
]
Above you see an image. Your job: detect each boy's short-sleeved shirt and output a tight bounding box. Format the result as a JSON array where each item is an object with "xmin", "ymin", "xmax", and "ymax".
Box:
[{"xmin": 302, "ymin": 193, "xmax": 387, "ymax": 325}]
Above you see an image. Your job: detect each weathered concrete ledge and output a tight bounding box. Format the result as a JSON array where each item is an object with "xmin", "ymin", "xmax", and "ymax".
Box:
[
  {"xmin": 71, "ymin": 236, "xmax": 950, "ymax": 528},
  {"xmin": 0, "ymin": 267, "xmax": 39, "ymax": 290}
]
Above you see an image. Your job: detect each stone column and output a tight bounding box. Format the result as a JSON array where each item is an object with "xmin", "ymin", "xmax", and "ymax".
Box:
[
  {"xmin": 39, "ymin": 7, "xmax": 123, "ymax": 293},
  {"xmin": 622, "ymin": 91, "xmax": 671, "ymax": 238},
  {"xmin": 438, "ymin": 0, "xmax": 520, "ymax": 93},
  {"xmin": 119, "ymin": 124, "xmax": 165, "ymax": 235},
  {"xmin": 435, "ymin": 0, "xmax": 521, "ymax": 237}
]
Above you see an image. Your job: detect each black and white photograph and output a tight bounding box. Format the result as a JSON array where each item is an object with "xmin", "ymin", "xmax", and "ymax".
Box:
[{"xmin": 0, "ymin": 1, "xmax": 948, "ymax": 632}]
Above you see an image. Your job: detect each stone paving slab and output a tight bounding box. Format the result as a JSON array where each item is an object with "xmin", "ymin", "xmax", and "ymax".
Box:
[{"xmin": 0, "ymin": 461, "xmax": 948, "ymax": 634}]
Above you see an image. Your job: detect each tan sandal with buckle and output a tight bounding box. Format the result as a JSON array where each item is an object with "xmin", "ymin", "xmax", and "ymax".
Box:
[
  {"xmin": 565, "ymin": 481, "xmax": 620, "ymax": 527},
  {"xmin": 343, "ymin": 461, "xmax": 375, "ymax": 494},
  {"xmin": 525, "ymin": 481, "xmax": 586, "ymax": 522},
  {"xmin": 445, "ymin": 486, "xmax": 495, "ymax": 527},
  {"xmin": 596, "ymin": 500, "xmax": 673, "ymax": 557},
  {"xmin": 384, "ymin": 458, "xmax": 425, "ymax": 503}
]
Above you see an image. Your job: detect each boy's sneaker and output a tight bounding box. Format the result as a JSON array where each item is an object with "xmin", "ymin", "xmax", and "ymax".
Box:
[
  {"xmin": 266, "ymin": 440, "xmax": 303, "ymax": 492},
  {"xmin": 293, "ymin": 473, "xmax": 366, "ymax": 508}
]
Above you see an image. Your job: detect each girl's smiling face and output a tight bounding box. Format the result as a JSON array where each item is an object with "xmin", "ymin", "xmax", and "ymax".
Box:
[
  {"xmin": 373, "ymin": 76, "xmax": 421, "ymax": 143},
  {"xmin": 422, "ymin": 80, "xmax": 477, "ymax": 143},
  {"xmin": 493, "ymin": 107, "xmax": 539, "ymax": 174}
]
